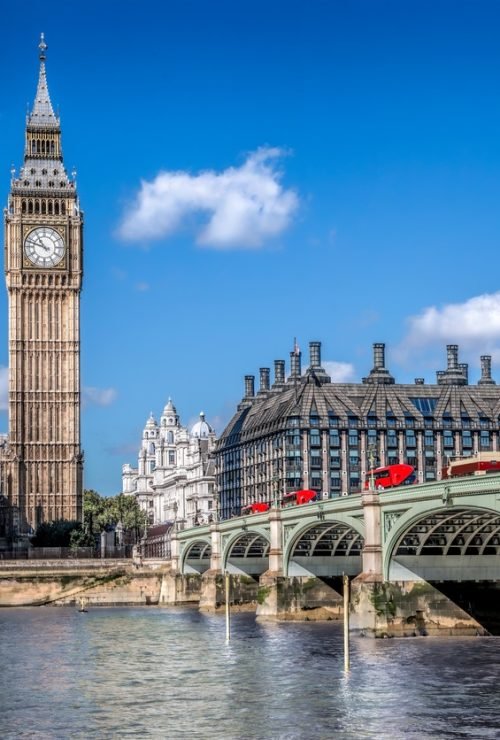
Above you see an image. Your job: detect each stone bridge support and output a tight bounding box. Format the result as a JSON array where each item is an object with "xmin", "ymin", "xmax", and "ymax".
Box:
[
  {"xmin": 159, "ymin": 529, "xmax": 203, "ymax": 605},
  {"xmin": 256, "ymin": 508, "xmax": 343, "ymax": 620},
  {"xmin": 350, "ymin": 489, "xmax": 488, "ymax": 636},
  {"xmin": 199, "ymin": 523, "xmax": 223, "ymax": 611},
  {"xmin": 350, "ymin": 578, "xmax": 487, "ymax": 637},
  {"xmin": 256, "ymin": 508, "xmax": 284, "ymax": 618}
]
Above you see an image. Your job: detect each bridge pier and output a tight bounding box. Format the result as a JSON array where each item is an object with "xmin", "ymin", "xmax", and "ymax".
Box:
[
  {"xmin": 256, "ymin": 509, "xmax": 342, "ymax": 620},
  {"xmin": 199, "ymin": 523, "xmax": 223, "ymax": 610},
  {"xmin": 349, "ymin": 578, "xmax": 487, "ymax": 637},
  {"xmin": 159, "ymin": 570, "xmax": 202, "ymax": 605},
  {"xmin": 256, "ymin": 573, "xmax": 343, "ymax": 620},
  {"xmin": 351, "ymin": 488, "xmax": 487, "ymax": 635}
]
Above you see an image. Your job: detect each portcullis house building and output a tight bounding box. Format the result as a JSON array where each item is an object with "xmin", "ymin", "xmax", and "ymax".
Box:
[{"xmin": 216, "ymin": 341, "xmax": 500, "ymax": 520}]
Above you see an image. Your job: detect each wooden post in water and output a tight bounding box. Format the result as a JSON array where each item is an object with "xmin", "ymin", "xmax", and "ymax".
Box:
[
  {"xmin": 343, "ymin": 573, "xmax": 350, "ymax": 672},
  {"xmin": 225, "ymin": 571, "xmax": 231, "ymax": 641}
]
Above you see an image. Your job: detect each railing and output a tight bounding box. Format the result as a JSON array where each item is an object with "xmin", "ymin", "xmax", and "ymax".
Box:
[{"xmin": 0, "ymin": 545, "xmax": 133, "ymax": 560}]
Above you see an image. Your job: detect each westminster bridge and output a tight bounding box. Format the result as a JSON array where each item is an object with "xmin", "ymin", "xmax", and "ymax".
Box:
[{"xmin": 166, "ymin": 474, "xmax": 500, "ymax": 636}]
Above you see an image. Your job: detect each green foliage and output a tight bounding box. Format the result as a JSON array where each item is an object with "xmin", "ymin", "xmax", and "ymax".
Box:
[
  {"xmin": 369, "ymin": 583, "xmax": 397, "ymax": 618},
  {"xmin": 69, "ymin": 526, "xmax": 95, "ymax": 549},
  {"xmin": 257, "ymin": 585, "xmax": 271, "ymax": 605},
  {"xmin": 83, "ymin": 489, "xmax": 147, "ymax": 536},
  {"xmin": 31, "ymin": 491, "xmax": 146, "ymax": 547},
  {"xmin": 32, "ymin": 519, "xmax": 82, "ymax": 547}
]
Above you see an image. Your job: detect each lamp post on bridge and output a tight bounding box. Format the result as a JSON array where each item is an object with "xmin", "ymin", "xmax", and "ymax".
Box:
[{"xmin": 272, "ymin": 474, "xmax": 280, "ymax": 509}]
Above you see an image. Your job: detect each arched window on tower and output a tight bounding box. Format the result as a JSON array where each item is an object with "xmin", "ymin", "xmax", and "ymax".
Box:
[{"xmin": 167, "ymin": 431, "xmax": 174, "ymax": 444}]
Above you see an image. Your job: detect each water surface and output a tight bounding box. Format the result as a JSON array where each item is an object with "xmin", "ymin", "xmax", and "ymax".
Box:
[{"xmin": 0, "ymin": 607, "xmax": 499, "ymax": 739}]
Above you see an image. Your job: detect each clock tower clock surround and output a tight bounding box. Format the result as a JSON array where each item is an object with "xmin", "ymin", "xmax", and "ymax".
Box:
[{"xmin": 3, "ymin": 34, "xmax": 83, "ymax": 533}]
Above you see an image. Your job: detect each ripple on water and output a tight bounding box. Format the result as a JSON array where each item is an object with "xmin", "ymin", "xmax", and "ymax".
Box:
[{"xmin": 0, "ymin": 608, "xmax": 500, "ymax": 739}]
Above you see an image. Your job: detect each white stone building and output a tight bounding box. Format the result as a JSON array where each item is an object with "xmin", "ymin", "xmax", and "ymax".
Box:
[{"xmin": 122, "ymin": 400, "xmax": 217, "ymax": 529}]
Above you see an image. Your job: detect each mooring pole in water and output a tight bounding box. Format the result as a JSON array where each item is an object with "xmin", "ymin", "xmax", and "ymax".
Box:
[
  {"xmin": 225, "ymin": 571, "xmax": 231, "ymax": 641},
  {"xmin": 343, "ymin": 573, "xmax": 350, "ymax": 672}
]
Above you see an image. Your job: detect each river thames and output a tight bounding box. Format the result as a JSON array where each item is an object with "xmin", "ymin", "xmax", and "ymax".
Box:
[{"xmin": 0, "ymin": 607, "xmax": 499, "ymax": 739}]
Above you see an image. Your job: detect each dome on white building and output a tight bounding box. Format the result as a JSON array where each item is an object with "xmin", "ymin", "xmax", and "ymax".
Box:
[
  {"xmin": 191, "ymin": 412, "xmax": 213, "ymax": 439},
  {"xmin": 163, "ymin": 398, "xmax": 177, "ymax": 417},
  {"xmin": 145, "ymin": 412, "xmax": 157, "ymax": 427}
]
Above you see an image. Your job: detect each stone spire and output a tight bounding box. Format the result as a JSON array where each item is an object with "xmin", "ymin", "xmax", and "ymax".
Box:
[{"xmin": 28, "ymin": 34, "xmax": 59, "ymax": 129}]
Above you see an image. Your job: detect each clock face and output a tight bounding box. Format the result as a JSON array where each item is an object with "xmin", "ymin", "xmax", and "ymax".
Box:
[{"xmin": 24, "ymin": 227, "xmax": 65, "ymax": 267}]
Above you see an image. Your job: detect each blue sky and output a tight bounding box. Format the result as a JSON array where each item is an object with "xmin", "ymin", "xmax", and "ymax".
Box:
[{"xmin": 2, "ymin": 1, "xmax": 500, "ymax": 494}]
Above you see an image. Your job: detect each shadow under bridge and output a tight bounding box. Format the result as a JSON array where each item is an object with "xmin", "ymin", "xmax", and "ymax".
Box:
[
  {"xmin": 286, "ymin": 520, "xmax": 364, "ymax": 578},
  {"xmin": 388, "ymin": 506, "xmax": 500, "ymax": 634},
  {"xmin": 224, "ymin": 530, "xmax": 270, "ymax": 576},
  {"xmin": 183, "ymin": 539, "xmax": 212, "ymax": 574}
]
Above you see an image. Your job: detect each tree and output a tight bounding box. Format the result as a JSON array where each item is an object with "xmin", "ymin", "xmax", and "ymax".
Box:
[
  {"xmin": 82, "ymin": 489, "xmax": 147, "ymax": 540},
  {"xmin": 30, "ymin": 491, "xmax": 147, "ymax": 548},
  {"xmin": 31, "ymin": 519, "xmax": 82, "ymax": 547}
]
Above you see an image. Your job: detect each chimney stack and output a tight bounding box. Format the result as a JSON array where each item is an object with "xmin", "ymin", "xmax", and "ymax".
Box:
[
  {"xmin": 309, "ymin": 341, "xmax": 321, "ymax": 368},
  {"xmin": 447, "ymin": 344, "xmax": 458, "ymax": 369},
  {"xmin": 290, "ymin": 349, "xmax": 302, "ymax": 378},
  {"xmin": 244, "ymin": 375, "xmax": 255, "ymax": 398},
  {"xmin": 259, "ymin": 368, "xmax": 270, "ymax": 392},
  {"xmin": 373, "ymin": 343, "xmax": 385, "ymax": 369},
  {"xmin": 479, "ymin": 355, "xmax": 496, "ymax": 385},
  {"xmin": 364, "ymin": 342, "xmax": 394, "ymax": 384},
  {"xmin": 438, "ymin": 345, "xmax": 467, "ymax": 385},
  {"xmin": 274, "ymin": 360, "xmax": 285, "ymax": 385}
]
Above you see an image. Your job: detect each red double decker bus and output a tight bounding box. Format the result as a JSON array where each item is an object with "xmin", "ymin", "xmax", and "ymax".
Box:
[
  {"xmin": 364, "ymin": 464, "xmax": 416, "ymax": 491},
  {"xmin": 282, "ymin": 489, "xmax": 317, "ymax": 507}
]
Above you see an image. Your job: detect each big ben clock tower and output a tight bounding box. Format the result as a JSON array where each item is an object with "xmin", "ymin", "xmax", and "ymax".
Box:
[{"xmin": 3, "ymin": 35, "xmax": 83, "ymax": 534}]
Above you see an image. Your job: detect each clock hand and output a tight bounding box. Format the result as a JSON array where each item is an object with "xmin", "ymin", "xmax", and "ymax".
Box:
[{"xmin": 34, "ymin": 237, "xmax": 49, "ymax": 251}]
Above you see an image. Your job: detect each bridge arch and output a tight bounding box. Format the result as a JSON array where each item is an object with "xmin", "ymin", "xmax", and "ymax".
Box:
[
  {"xmin": 222, "ymin": 527, "xmax": 270, "ymax": 576},
  {"xmin": 283, "ymin": 513, "xmax": 365, "ymax": 578},
  {"xmin": 384, "ymin": 501, "xmax": 500, "ymax": 581},
  {"xmin": 180, "ymin": 537, "xmax": 212, "ymax": 574}
]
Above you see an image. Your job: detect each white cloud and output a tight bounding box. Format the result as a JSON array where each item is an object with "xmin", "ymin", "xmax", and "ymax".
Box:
[
  {"xmin": 83, "ymin": 386, "xmax": 117, "ymax": 407},
  {"xmin": 398, "ymin": 292, "xmax": 500, "ymax": 363},
  {"xmin": 118, "ymin": 147, "xmax": 299, "ymax": 249},
  {"xmin": 323, "ymin": 361, "xmax": 356, "ymax": 383},
  {"xmin": 0, "ymin": 366, "xmax": 8, "ymax": 411}
]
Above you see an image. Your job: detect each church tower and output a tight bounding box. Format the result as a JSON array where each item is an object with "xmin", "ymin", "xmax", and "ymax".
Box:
[{"xmin": 3, "ymin": 35, "xmax": 83, "ymax": 533}]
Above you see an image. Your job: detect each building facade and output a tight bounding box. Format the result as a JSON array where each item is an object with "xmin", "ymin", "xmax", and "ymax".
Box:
[
  {"xmin": 1, "ymin": 35, "xmax": 83, "ymax": 535},
  {"xmin": 122, "ymin": 400, "xmax": 217, "ymax": 529},
  {"xmin": 216, "ymin": 340, "xmax": 500, "ymax": 520}
]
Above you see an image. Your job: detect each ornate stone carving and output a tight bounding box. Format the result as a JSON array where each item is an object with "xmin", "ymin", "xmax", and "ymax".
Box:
[
  {"xmin": 283, "ymin": 524, "xmax": 294, "ymax": 544},
  {"xmin": 383, "ymin": 511, "xmax": 404, "ymax": 541}
]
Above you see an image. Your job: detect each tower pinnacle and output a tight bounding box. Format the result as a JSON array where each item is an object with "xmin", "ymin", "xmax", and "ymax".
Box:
[
  {"xmin": 29, "ymin": 33, "xmax": 58, "ymax": 128},
  {"xmin": 39, "ymin": 32, "xmax": 47, "ymax": 61}
]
